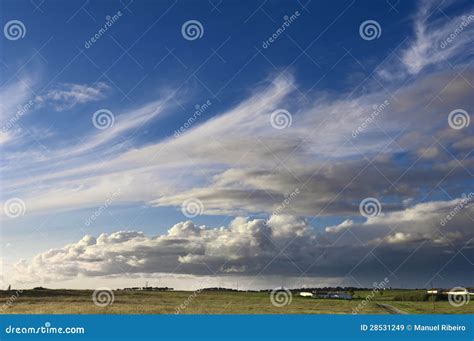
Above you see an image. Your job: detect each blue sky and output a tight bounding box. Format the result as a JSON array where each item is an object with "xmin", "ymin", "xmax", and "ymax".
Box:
[{"xmin": 0, "ymin": 0, "xmax": 473, "ymax": 290}]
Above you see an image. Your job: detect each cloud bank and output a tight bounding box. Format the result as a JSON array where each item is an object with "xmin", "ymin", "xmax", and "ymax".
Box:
[{"xmin": 11, "ymin": 197, "xmax": 474, "ymax": 287}]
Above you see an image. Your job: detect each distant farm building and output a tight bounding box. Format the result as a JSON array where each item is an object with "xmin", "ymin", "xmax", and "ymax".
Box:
[
  {"xmin": 316, "ymin": 292, "xmax": 352, "ymax": 300},
  {"xmin": 427, "ymin": 288, "xmax": 474, "ymax": 296},
  {"xmin": 299, "ymin": 292, "xmax": 313, "ymax": 297},
  {"xmin": 299, "ymin": 291, "xmax": 352, "ymax": 300},
  {"xmin": 425, "ymin": 288, "xmax": 474, "ymax": 302},
  {"xmin": 119, "ymin": 287, "xmax": 173, "ymax": 291}
]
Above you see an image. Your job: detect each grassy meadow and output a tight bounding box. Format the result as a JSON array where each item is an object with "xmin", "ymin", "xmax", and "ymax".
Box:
[{"xmin": 0, "ymin": 289, "xmax": 472, "ymax": 314}]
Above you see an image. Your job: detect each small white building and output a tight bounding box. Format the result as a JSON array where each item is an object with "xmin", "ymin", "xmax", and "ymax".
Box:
[{"xmin": 299, "ymin": 292, "xmax": 313, "ymax": 297}]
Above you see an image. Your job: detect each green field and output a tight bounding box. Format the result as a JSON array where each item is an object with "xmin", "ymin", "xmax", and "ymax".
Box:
[{"xmin": 1, "ymin": 289, "xmax": 472, "ymax": 314}]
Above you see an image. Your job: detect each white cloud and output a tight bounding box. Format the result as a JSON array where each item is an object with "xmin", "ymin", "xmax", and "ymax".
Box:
[
  {"xmin": 325, "ymin": 219, "xmax": 354, "ymax": 233},
  {"xmin": 380, "ymin": 0, "xmax": 474, "ymax": 79},
  {"xmin": 0, "ymin": 77, "xmax": 34, "ymax": 122},
  {"xmin": 1, "ymin": 66, "xmax": 472, "ymax": 218},
  {"xmin": 0, "ymin": 77, "xmax": 35, "ymax": 145},
  {"xmin": 10, "ymin": 197, "xmax": 473, "ymax": 286},
  {"xmin": 0, "ymin": 80, "xmax": 108, "ymax": 147},
  {"xmin": 0, "ymin": 130, "xmax": 13, "ymax": 145},
  {"xmin": 35, "ymin": 82, "xmax": 109, "ymax": 111}
]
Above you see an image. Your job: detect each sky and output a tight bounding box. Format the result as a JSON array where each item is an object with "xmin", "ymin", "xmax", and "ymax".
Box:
[{"xmin": 0, "ymin": 0, "xmax": 473, "ymax": 290}]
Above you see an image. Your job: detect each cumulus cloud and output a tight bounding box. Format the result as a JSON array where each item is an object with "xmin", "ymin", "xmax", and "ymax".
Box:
[{"xmin": 11, "ymin": 197, "xmax": 474, "ymax": 287}]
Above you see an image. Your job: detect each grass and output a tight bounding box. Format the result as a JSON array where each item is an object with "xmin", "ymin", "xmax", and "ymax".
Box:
[
  {"xmin": 0, "ymin": 289, "xmax": 472, "ymax": 314},
  {"xmin": 388, "ymin": 301, "xmax": 474, "ymax": 314}
]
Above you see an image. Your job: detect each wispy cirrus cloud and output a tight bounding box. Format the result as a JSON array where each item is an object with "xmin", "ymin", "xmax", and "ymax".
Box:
[
  {"xmin": 2, "ymin": 0, "xmax": 473, "ymax": 219},
  {"xmin": 0, "ymin": 80, "xmax": 110, "ymax": 146},
  {"xmin": 379, "ymin": 0, "xmax": 474, "ymax": 80},
  {"xmin": 1, "ymin": 66, "xmax": 472, "ymax": 217},
  {"xmin": 35, "ymin": 82, "xmax": 109, "ymax": 111},
  {"xmin": 0, "ymin": 77, "xmax": 35, "ymax": 145}
]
